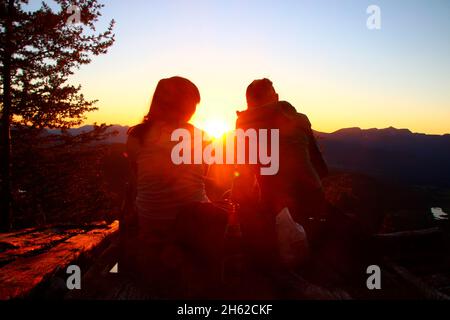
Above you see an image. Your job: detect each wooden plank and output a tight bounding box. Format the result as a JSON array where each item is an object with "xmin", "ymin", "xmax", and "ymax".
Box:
[
  {"xmin": 0, "ymin": 221, "xmax": 119, "ymax": 300},
  {"xmin": 0, "ymin": 229, "xmax": 85, "ymax": 266},
  {"xmin": 0, "ymin": 222, "xmax": 115, "ymax": 265},
  {"xmin": 383, "ymin": 258, "xmax": 450, "ymax": 300},
  {"xmin": 65, "ymin": 241, "xmax": 152, "ymax": 300},
  {"xmin": 374, "ymin": 228, "xmax": 441, "ymax": 240}
]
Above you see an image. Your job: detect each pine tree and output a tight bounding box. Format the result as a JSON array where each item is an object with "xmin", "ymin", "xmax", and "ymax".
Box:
[{"xmin": 0, "ymin": 0, "xmax": 115, "ymax": 230}]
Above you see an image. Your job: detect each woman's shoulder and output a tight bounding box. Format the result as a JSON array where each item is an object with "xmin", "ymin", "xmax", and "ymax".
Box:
[
  {"xmin": 127, "ymin": 121, "xmax": 162, "ymax": 142},
  {"xmin": 174, "ymin": 122, "xmax": 206, "ymax": 136},
  {"xmin": 127, "ymin": 123, "xmax": 149, "ymax": 138},
  {"xmin": 127, "ymin": 121, "xmax": 206, "ymax": 143}
]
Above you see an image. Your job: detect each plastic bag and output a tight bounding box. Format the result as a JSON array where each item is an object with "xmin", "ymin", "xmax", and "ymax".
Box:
[{"xmin": 276, "ymin": 207, "xmax": 309, "ymax": 269}]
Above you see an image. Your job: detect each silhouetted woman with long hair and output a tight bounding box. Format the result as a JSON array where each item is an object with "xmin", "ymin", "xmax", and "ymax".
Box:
[
  {"xmin": 124, "ymin": 76, "xmax": 226, "ymax": 298},
  {"xmin": 127, "ymin": 76, "xmax": 209, "ymax": 219}
]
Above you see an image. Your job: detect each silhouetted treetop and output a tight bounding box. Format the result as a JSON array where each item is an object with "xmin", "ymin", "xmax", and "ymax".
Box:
[{"xmin": 0, "ymin": 0, "xmax": 115, "ymax": 129}]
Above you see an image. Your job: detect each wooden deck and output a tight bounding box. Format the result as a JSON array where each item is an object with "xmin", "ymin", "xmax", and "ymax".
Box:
[
  {"xmin": 0, "ymin": 221, "xmax": 118, "ymax": 300},
  {"xmin": 1, "ymin": 220, "xmax": 449, "ymax": 300}
]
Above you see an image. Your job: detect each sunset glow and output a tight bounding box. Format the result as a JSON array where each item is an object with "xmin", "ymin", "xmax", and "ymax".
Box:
[
  {"xmin": 61, "ymin": 0, "xmax": 450, "ymax": 135},
  {"xmin": 3, "ymin": 0, "xmax": 450, "ymax": 303},
  {"xmin": 200, "ymin": 118, "xmax": 232, "ymax": 139}
]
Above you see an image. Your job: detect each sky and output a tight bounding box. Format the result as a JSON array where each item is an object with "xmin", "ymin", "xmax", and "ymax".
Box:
[{"xmin": 30, "ymin": 0, "xmax": 450, "ymax": 135}]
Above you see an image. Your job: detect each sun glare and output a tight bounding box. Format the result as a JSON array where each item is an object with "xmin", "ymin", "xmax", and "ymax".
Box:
[{"xmin": 202, "ymin": 119, "xmax": 231, "ymax": 139}]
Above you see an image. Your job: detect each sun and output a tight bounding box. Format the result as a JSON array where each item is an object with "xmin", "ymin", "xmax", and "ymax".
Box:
[{"xmin": 202, "ymin": 119, "xmax": 231, "ymax": 139}]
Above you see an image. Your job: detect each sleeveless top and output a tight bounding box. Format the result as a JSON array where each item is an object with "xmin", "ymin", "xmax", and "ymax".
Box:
[{"xmin": 127, "ymin": 121, "xmax": 209, "ymax": 220}]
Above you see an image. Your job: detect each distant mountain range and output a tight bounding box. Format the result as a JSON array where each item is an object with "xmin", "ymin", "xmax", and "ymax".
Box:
[
  {"xmin": 56, "ymin": 125, "xmax": 450, "ymax": 187},
  {"xmin": 314, "ymin": 127, "xmax": 450, "ymax": 187}
]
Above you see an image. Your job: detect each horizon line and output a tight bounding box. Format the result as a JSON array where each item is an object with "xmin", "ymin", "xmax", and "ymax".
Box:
[{"xmin": 74, "ymin": 123, "xmax": 450, "ymax": 137}]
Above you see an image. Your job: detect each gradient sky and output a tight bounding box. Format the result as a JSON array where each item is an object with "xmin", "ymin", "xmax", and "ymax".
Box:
[{"xmin": 34, "ymin": 0, "xmax": 450, "ymax": 134}]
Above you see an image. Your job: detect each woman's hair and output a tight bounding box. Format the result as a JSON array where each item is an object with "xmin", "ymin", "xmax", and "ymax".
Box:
[
  {"xmin": 145, "ymin": 76, "xmax": 200, "ymax": 123},
  {"xmin": 128, "ymin": 76, "xmax": 200, "ymax": 141}
]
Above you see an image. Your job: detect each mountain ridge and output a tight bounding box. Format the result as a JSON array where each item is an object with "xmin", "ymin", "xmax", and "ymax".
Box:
[{"xmin": 50, "ymin": 125, "xmax": 450, "ymax": 187}]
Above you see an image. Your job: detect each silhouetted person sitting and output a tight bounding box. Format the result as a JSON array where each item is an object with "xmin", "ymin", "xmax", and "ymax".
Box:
[
  {"xmin": 123, "ymin": 76, "xmax": 227, "ymax": 298},
  {"xmin": 229, "ymin": 79, "xmax": 360, "ymax": 298},
  {"xmin": 233, "ymin": 79, "xmax": 328, "ymax": 244},
  {"xmin": 233, "ymin": 79, "xmax": 367, "ymax": 292}
]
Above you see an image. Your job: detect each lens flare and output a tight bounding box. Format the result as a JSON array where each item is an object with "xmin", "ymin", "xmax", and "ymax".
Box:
[{"xmin": 202, "ymin": 119, "xmax": 231, "ymax": 139}]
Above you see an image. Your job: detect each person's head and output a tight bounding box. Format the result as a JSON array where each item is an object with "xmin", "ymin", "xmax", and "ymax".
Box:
[
  {"xmin": 246, "ymin": 78, "xmax": 279, "ymax": 109},
  {"xmin": 145, "ymin": 76, "xmax": 200, "ymax": 123}
]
